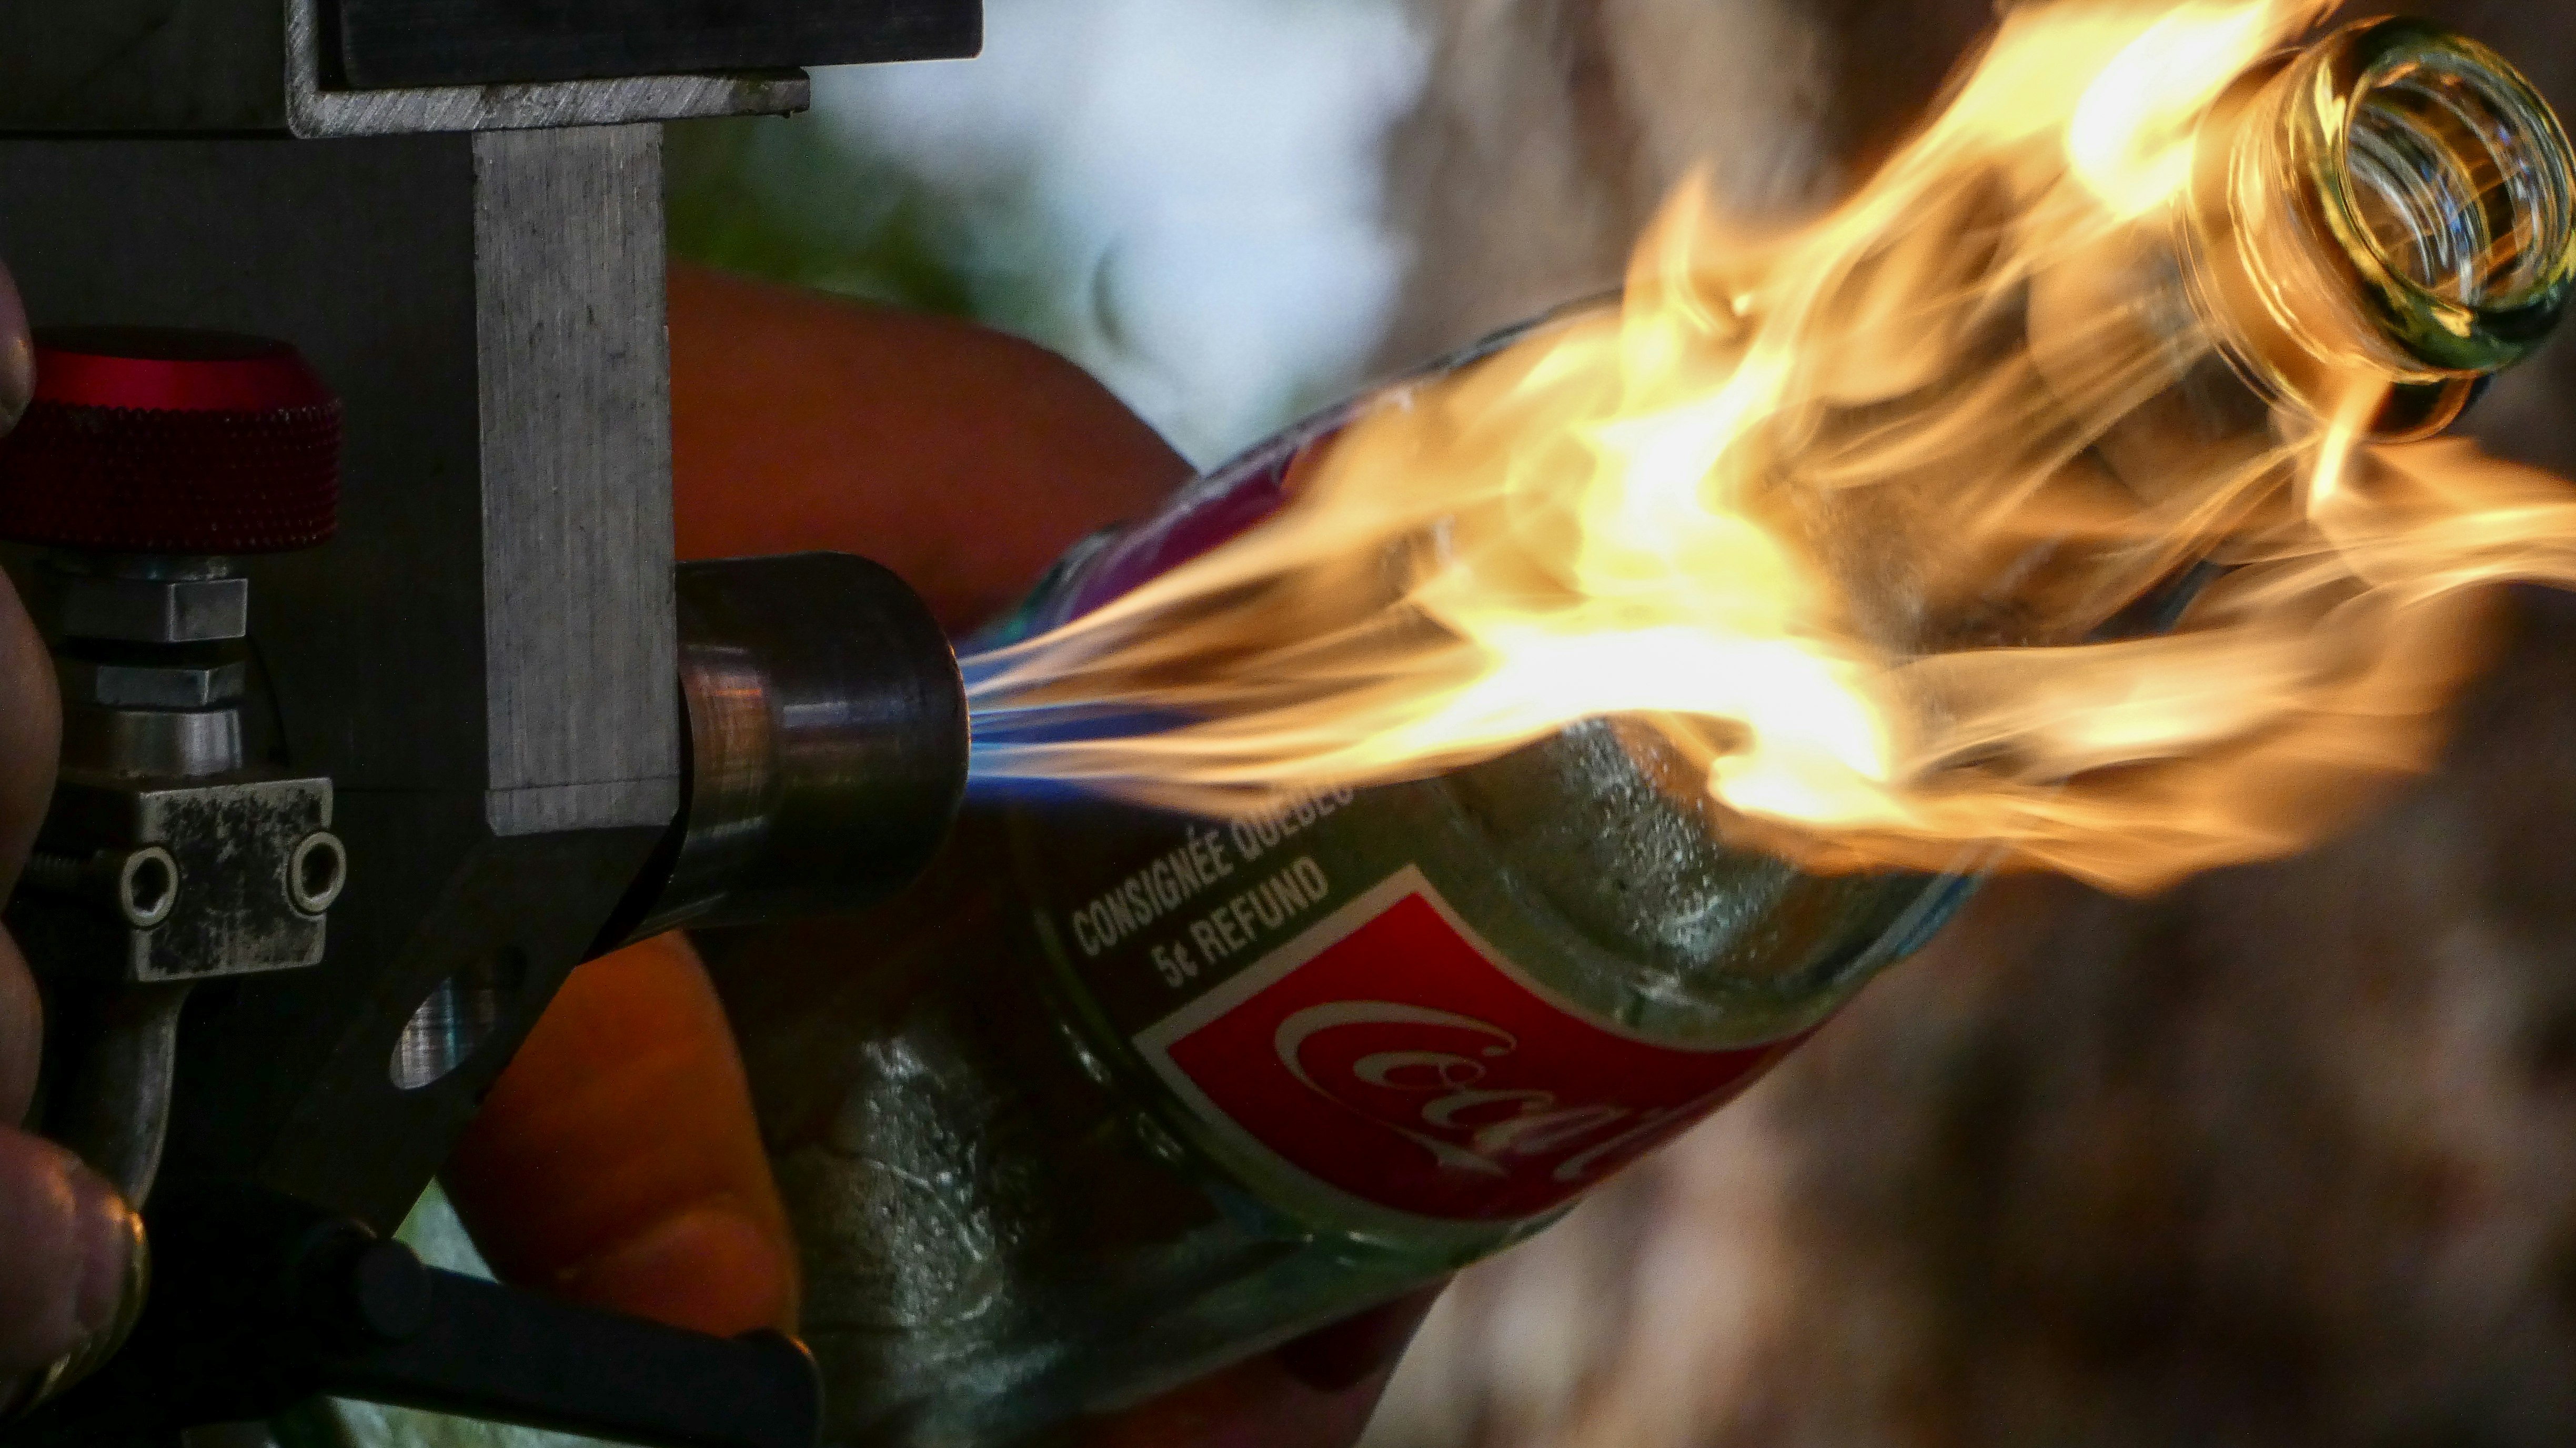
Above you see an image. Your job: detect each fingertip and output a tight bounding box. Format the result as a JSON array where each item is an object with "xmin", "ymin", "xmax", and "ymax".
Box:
[
  {"xmin": 0, "ymin": 1129, "xmax": 138, "ymax": 1377},
  {"xmin": 66, "ymin": 1165, "xmax": 139, "ymax": 1341}
]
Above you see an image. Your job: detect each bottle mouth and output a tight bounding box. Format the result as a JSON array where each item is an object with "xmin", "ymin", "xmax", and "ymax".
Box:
[
  {"xmin": 2185, "ymin": 18, "xmax": 2576, "ymax": 436},
  {"xmin": 2299, "ymin": 17, "xmax": 2576, "ymax": 376}
]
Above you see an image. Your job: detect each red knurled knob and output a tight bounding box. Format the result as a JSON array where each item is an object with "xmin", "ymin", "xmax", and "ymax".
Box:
[{"xmin": 0, "ymin": 327, "xmax": 340, "ymax": 554}]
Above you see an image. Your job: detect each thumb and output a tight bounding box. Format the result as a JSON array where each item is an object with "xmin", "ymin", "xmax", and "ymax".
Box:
[{"xmin": 441, "ymin": 932, "xmax": 798, "ymax": 1338}]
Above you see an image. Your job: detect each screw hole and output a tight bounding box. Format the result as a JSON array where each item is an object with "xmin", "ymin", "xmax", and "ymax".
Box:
[
  {"xmin": 118, "ymin": 847, "xmax": 177, "ymax": 928},
  {"xmin": 288, "ymin": 832, "xmax": 346, "ymax": 915}
]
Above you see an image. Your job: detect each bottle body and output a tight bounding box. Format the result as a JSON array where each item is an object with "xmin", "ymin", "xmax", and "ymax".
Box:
[{"xmin": 706, "ymin": 383, "xmax": 1967, "ymax": 1445}]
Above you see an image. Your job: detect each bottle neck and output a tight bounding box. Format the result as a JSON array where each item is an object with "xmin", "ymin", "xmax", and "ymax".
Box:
[{"xmin": 2185, "ymin": 17, "xmax": 2575, "ymax": 437}]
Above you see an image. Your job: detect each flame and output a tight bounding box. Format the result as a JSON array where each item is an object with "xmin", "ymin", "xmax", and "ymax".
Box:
[{"xmin": 966, "ymin": 0, "xmax": 2576, "ymax": 894}]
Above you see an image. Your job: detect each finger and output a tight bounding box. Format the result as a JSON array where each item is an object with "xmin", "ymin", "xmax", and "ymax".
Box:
[
  {"xmin": 0, "ymin": 520, "xmax": 63, "ymax": 870},
  {"xmin": 441, "ymin": 932, "xmax": 797, "ymax": 1338},
  {"xmin": 0, "ymin": 257, "xmax": 32, "ymax": 429},
  {"xmin": 1068, "ymin": 1286, "xmax": 1446, "ymax": 1448},
  {"xmin": 0, "ymin": 417, "xmax": 63, "ymax": 1122},
  {"xmin": 0, "ymin": 1124, "xmax": 139, "ymax": 1381},
  {"xmin": 668, "ymin": 263, "xmax": 1193, "ymax": 631},
  {"xmin": 0, "ymin": 930, "xmax": 45, "ymax": 1151},
  {"xmin": 0, "ymin": 258, "xmax": 107, "ymax": 1396}
]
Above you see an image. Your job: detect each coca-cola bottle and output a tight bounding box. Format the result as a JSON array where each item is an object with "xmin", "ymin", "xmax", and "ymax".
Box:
[{"xmin": 701, "ymin": 17, "xmax": 2574, "ymax": 1445}]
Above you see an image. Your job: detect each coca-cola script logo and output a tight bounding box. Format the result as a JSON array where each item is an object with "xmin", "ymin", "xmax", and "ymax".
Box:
[{"xmin": 1142, "ymin": 868, "xmax": 1800, "ymax": 1222}]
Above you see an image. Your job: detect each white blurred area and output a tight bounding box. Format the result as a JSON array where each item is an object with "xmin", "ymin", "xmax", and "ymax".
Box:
[{"xmin": 806, "ymin": 0, "xmax": 1430, "ymax": 464}]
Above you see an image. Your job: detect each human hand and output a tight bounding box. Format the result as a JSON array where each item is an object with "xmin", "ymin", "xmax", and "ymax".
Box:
[
  {"xmin": 0, "ymin": 258, "xmax": 147, "ymax": 1411},
  {"xmin": 438, "ymin": 264, "xmax": 1439, "ymax": 1445}
]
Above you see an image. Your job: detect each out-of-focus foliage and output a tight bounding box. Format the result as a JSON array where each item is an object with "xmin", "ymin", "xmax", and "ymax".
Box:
[{"xmin": 667, "ymin": 116, "xmax": 984, "ymax": 321}]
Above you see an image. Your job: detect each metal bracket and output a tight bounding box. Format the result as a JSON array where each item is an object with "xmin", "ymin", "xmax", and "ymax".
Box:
[{"xmin": 0, "ymin": 0, "xmax": 811, "ymax": 136}]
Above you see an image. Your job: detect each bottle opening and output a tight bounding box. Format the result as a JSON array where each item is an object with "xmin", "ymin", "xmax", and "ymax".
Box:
[
  {"xmin": 2317, "ymin": 20, "xmax": 2576, "ymax": 371},
  {"xmin": 2184, "ymin": 17, "xmax": 2576, "ymax": 434}
]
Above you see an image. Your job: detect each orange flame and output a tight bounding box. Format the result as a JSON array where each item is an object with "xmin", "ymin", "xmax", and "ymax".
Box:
[{"xmin": 968, "ymin": 0, "xmax": 2576, "ymax": 894}]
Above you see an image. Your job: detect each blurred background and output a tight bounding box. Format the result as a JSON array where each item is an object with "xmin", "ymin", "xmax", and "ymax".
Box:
[
  {"xmin": 664, "ymin": 0, "xmax": 1431, "ymax": 467},
  {"xmin": 392, "ymin": 2, "xmax": 2576, "ymax": 1446}
]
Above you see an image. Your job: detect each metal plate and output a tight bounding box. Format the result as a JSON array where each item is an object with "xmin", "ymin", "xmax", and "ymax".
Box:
[
  {"xmin": 330, "ymin": 0, "xmax": 980, "ymax": 88},
  {"xmin": 0, "ymin": 0, "xmax": 812, "ymax": 135}
]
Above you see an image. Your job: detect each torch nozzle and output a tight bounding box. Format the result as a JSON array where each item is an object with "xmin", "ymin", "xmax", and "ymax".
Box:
[{"xmin": 608, "ymin": 552, "xmax": 969, "ymax": 948}]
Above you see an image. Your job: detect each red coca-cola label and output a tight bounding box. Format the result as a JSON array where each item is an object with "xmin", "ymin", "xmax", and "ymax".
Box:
[{"xmin": 1133, "ymin": 866, "xmax": 1798, "ymax": 1223}]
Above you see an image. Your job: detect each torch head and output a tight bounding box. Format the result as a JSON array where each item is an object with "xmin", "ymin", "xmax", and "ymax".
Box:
[{"xmin": 610, "ymin": 552, "xmax": 970, "ymax": 946}]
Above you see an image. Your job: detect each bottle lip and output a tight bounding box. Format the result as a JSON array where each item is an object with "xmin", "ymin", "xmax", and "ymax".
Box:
[{"xmin": 2287, "ymin": 17, "xmax": 2576, "ymax": 376}]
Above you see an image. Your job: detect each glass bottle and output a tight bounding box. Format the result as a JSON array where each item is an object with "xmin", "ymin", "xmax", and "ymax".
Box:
[{"xmin": 701, "ymin": 18, "xmax": 2574, "ymax": 1446}]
